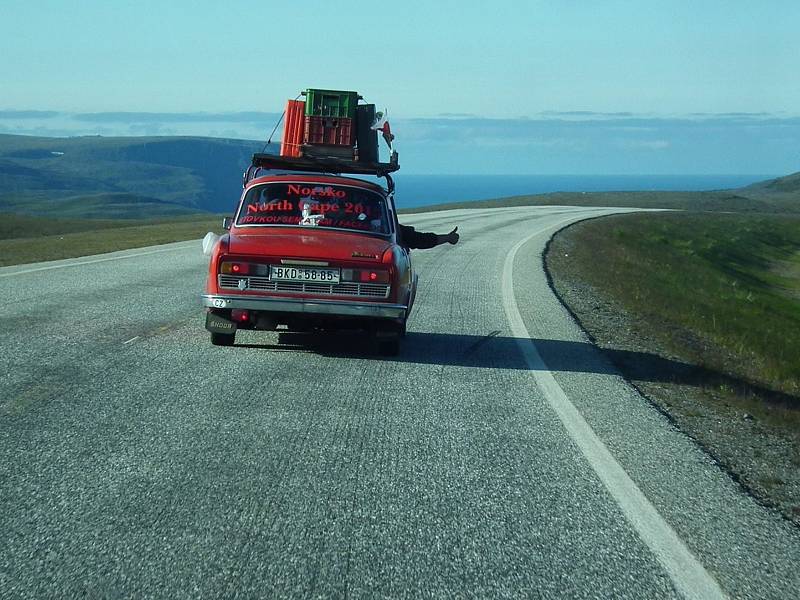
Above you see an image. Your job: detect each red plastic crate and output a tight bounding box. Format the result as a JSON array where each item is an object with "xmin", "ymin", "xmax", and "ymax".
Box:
[
  {"xmin": 303, "ymin": 115, "xmax": 354, "ymax": 146},
  {"xmin": 280, "ymin": 99, "xmax": 305, "ymax": 157}
]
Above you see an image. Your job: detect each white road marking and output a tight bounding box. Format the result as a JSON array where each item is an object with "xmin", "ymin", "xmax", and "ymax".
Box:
[
  {"xmin": 502, "ymin": 221, "xmax": 727, "ymax": 600},
  {"xmin": 123, "ymin": 336, "xmax": 140, "ymax": 345},
  {"xmin": 0, "ymin": 241, "xmax": 197, "ymax": 278}
]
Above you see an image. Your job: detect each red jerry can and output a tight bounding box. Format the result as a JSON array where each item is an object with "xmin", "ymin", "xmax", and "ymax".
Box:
[{"xmin": 280, "ymin": 100, "xmax": 305, "ymax": 157}]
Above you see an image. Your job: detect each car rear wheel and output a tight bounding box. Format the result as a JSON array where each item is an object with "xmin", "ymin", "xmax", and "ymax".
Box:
[{"xmin": 211, "ymin": 331, "xmax": 236, "ymax": 346}]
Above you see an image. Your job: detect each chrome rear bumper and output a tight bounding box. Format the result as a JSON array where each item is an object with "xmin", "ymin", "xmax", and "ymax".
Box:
[{"xmin": 201, "ymin": 294, "xmax": 408, "ymax": 319}]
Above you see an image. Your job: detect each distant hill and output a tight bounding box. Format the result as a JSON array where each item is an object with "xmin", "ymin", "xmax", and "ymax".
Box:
[
  {"xmin": 401, "ymin": 172, "xmax": 800, "ymax": 214},
  {"xmin": 3, "ymin": 132, "xmax": 798, "ymax": 219},
  {"xmin": 740, "ymin": 171, "xmax": 800, "ymax": 195},
  {"xmin": 0, "ymin": 134, "xmax": 266, "ymax": 218}
]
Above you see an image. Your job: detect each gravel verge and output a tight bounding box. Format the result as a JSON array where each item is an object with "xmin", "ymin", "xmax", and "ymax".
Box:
[{"xmin": 544, "ymin": 219, "xmax": 800, "ymax": 526}]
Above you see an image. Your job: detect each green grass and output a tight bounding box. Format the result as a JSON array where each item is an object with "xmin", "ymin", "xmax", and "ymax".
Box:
[
  {"xmin": 0, "ymin": 192, "xmax": 205, "ymax": 219},
  {"xmin": 0, "ymin": 213, "xmax": 224, "ymax": 266},
  {"xmin": 558, "ymin": 212, "xmax": 800, "ymax": 398}
]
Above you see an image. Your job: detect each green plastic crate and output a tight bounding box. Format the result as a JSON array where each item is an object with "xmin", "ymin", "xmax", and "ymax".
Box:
[{"xmin": 304, "ymin": 89, "xmax": 359, "ymax": 119}]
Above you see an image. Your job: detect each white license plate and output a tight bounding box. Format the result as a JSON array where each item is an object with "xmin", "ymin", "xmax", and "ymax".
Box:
[{"xmin": 270, "ymin": 266, "xmax": 340, "ymax": 283}]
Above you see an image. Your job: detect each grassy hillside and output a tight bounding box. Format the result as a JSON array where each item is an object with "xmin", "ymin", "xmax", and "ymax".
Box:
[
  {"xmin": 0, "ymin": 134, "xmax": 262, "ymax": 218},
  {"xmin": 0, "ymin": 191, "xmax": 202, "ymax": 219},
  {"xmin": 0, "ymin": 212, "xmax": 224, "ymax": 266},
  {"xmin": 742, "ymin": 173, "xmax": 800, "ymax": 195},
  {"xmin": 550, "ymin": 212, "xmax": 800, "ymax": 396}
]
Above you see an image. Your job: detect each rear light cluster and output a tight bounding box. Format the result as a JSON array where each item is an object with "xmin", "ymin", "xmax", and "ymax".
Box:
[
  {"xmin": 341, "ymin": 269, "xmax": 390, "ymax": 284},
  {"xmin": 220, "ymin": 261, "xmax": 269, "ymax": 276},
  {"xmin": 220, "ymin": 261, "xmax": 389, "ymax": 284}
]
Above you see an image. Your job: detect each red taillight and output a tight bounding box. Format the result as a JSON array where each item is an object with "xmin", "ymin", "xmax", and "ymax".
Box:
[
  {"xmin": 221, "ymin": 261, "xmax": 251, "ymax": 275},
  {"xmin": 231, "ymin": 309, "xmax": 250, "ymax": 322},
  {"xmin": 357, "ymin": 270, "xmax": 390, "ymax": 283}
]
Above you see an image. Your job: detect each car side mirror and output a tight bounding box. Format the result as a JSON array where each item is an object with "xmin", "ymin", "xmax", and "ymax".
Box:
[{"xmin": 222, "ymin": 217, "xmax": 233, "ymax": 230}]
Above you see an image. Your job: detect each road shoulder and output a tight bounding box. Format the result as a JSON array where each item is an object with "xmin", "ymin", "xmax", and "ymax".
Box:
[{"xmin": 544, "ymin": 218, "xmax": 800, "ymax": 527}]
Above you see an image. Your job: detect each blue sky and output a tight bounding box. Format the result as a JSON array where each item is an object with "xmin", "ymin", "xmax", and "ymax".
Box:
[{"xmin": 1, "ymin": 1, "xmax": 798, "ymax": 174}]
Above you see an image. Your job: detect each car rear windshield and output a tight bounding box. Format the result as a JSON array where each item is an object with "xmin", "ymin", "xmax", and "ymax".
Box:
[{"xmin": 236, "ymin": 182, "xmax": 391, "ymax": 235}]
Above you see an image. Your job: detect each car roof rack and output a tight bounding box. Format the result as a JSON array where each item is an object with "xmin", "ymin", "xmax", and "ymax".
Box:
[{"xmin": 245, "ymin": 152, "xmax": 399, "ymax": 194}]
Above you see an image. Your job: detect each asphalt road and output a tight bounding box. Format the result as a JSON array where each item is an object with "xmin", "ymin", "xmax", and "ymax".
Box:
[{"xmin": 1, "ymin": 206, "xmax": 799, "ymax": 599}]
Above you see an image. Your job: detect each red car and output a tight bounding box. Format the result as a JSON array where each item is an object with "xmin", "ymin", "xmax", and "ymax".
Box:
[{"xmin": 202, "ymin": 155, "xmax": 415, "ymax": 355}]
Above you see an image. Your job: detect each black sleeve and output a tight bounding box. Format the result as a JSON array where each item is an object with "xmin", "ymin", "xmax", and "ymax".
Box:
[{"xmin": 398, "ymin": 224, "xmax": 439, "ymax": 250}]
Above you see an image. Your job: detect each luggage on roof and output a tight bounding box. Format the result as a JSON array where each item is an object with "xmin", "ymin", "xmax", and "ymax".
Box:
[{"xmin": 278, "ymin": 88, "xmax": 387, "ymax": 168}]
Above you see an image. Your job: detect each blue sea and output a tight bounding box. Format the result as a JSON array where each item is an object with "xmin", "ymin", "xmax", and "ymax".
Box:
[{"xmin": 389, "ymin": 174, "xmax": 776, "ymax": 210}]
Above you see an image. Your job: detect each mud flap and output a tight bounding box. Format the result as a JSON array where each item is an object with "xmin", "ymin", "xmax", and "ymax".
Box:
[{"xmin": 206, "ymin": 312, "xmax": 237, "ymax": 334}]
